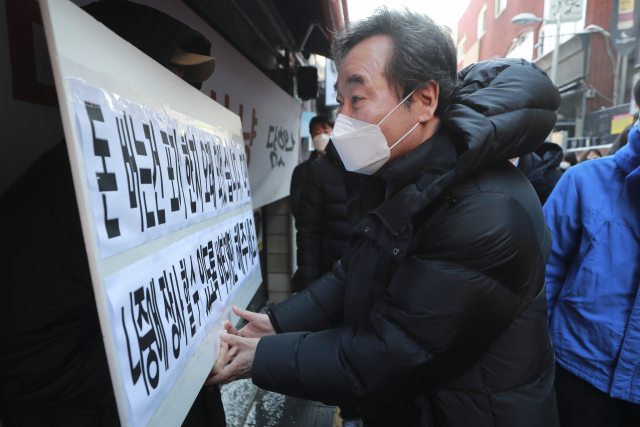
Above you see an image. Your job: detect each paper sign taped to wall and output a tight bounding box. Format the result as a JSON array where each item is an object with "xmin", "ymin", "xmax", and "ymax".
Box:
[
  {"xmin": 107, "ymin": 210, "xmax": 258, "ymax": 426},
  {"xmin": 71, "ymin": 80, "xmax": 260, "ymax": 427},
  {"xmin": 72, "ymin": 79, "xmax": 252, "ymax": 259}
]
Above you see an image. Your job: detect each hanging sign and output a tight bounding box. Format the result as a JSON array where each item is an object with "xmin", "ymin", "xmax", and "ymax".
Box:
[{"xmin": 611, "ymin": 0, "xmax": 640, "ymax": 56}]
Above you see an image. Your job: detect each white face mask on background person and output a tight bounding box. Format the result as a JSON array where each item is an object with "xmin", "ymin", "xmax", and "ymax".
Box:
[
  {"xmin": 330, "ymin": 90, "xmax": 420, "ymax": 175},
  {"xmin": 559, "ymin": 161, "xmax": 571, "ymax": 171},
  {"xmin": 312, "ymin": 133, "xmax": 331, "ymax": 153}
]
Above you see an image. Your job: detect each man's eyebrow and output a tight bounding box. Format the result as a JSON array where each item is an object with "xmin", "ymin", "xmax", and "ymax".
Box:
[
  {"xmin": 346, "ymin": 74, "xmax": 365, "ymax": 85},
  {"xmin": 334, "ymin": 74, "xmax": 366, "ymax": 92}
]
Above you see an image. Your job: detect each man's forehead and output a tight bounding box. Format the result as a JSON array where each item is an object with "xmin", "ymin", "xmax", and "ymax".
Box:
[{"xmin": 335, "ymin": 36, "xmax": 391, "ymax": 92}]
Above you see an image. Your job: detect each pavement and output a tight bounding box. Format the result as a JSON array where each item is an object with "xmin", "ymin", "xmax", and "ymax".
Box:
[{"xmin": 221, "ymin": 379, "xmax": 340, "ymax": 427}]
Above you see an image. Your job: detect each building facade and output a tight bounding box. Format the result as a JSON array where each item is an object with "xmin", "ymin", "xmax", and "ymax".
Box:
[
  {"xmin": 458, "ymin": 0, "xmax": 638, "ymax": 152},
  {"xmin": 457, "ymin": 0, "xmax": 544, "ymax": 70}
]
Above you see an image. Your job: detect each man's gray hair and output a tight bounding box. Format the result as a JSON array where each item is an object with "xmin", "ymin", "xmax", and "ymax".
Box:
[{"xmin": 331, "ymin": 7, "xmax": 459, "ymax": 116}]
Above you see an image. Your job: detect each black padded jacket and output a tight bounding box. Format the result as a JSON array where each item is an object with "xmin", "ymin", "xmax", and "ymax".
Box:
[
  {"xmin": 291, "ymin": 144, "xmax": 349, "ymax": 292},
  {"xmin": 290, "ymin": 151, "xmax": 319, "ymax": 220},
  {"xmin": 252, "ymin": 59, "xmax": 561, "ymax": 427},
  {"xmin": 517, "ymin": 141, "xmax": 563, "ymax": 205}
]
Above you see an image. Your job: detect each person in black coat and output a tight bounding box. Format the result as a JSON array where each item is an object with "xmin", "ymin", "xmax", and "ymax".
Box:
[
  {"xmin": 209, "ymin": 8, "xmax": 560, "ymax": 427},
  {"xmin": 290, "ymin": 116, "xmax": 334, "ymax": 220},
  {"xmin": 291, "ymin": 142, "xmax": 349, "ymax": 292},
  {"xmin": 290, "ymin": 142, "xmax": 360, "ymax": 425},
  {"xmin": 513, "ymin": 141, "xmax": 563, "ymax": 205},
  {"xmin": 0, "ymin": 2, "xmax": 224, "ymax": 426}
]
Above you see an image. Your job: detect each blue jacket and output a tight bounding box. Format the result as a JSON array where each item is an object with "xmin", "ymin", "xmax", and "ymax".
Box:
[{"xmin": 544, "ymin": 125, "xmax": 640, "ymax": 403}]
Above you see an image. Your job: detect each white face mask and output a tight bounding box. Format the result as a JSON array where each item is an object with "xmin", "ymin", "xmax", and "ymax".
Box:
[
  {"xmin": 559, "ymin": 161, "xmax": 571, "ymax": 170},
  {"xmin": 312, "ymin": 133, "xmax": 330, "ymax": 153},
  {"xmin": 330, "ymin": 90, "xmax": 420, "ymax": 175}
]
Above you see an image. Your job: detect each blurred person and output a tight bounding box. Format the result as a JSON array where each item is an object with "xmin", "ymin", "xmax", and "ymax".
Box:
[
  {"xmin": 0, "ymin": 1, "xmax": 224, "ymax": 426},
  {"xmin": 290, "ymin": 138, "xmax": 360, "ymax": 426},
  {"xmin": 208, "ymin": 8, "xmax": 560, "ymax": 427},
  {"xmin": 290, "ymin": 116, "xmax": 334, "ymax": 220},
  {"xmin": 510, "ymin": 141, "xmax": 563, "ymax": 205},
  {"xmin": 544, "ymin": 124, "xmax": 640, "ymax": 427},
  {"xmin": 581, "ymin": 149, "xmax": 603, "ymax": 162},
  {"xmin": 290, "ymin": 141, "xmax": 348, "ymax": 293},
  {"xmin": 560, "ymin": 152, "xmax": 577, "ymax": 172}
]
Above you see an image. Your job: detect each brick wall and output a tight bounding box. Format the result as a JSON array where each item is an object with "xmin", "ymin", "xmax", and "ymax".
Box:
[
  {"xmin": 264, "ymin": 197, "xmax": 293, "ymax": 303},
  {"xmin": 458, "ymin": 0, "xmax": 618, "ymax": 115},
  {"xmin": 457, "ymin": 0, "xmax": 544, "ymax": 70}
]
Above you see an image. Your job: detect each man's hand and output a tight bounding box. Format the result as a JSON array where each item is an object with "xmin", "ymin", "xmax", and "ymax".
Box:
[
  {"xmin": 205, "ymin": 338, "xmax": 233, "ymax": 385},
  {"xmin": 206, "ymin": 332, "xmax": 259, "ymax": 385},
  {"xmin": 223, "ymin": 306, "xmax": 276, "ymax": 339}
]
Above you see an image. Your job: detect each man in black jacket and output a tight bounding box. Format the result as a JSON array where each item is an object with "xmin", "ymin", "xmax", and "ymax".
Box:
[
  {"xmin": 209, "ymin": 8, "xmax": 560, "ymax": 427},
  {"xmin": 291, "ymin": 142, "xmax": 349, "ymax": 292},
  {"xmin": 290, "ymin": 141, "xmax": 360, "ymax": 425},
  {"xmin": 512, "ymin": 141, "xmax": 563, "ymax": 205},
  {"xmin": 0, "ymin": 2, "xmax": 224, "ymax": 426},
  {"xmin": 290, "ymin": 116, "xmax": 334, "ymax": 220}
]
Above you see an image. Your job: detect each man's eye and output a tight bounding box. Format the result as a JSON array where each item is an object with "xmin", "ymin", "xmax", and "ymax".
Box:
[{"xmin": 351, "ymin": 96, "xmax": 361, "ymax": 103}]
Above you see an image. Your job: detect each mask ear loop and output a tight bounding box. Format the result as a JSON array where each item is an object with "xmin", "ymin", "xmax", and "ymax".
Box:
[
  {"xmin": 390, "ymin": 122, "xmax": 420, "ymax": 150},
  {"xmin": 377, "ymin": 89, "xmax": 417, "ymax": 126}
]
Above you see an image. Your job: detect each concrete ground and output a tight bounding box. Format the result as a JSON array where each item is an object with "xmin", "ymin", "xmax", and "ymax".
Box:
[{"xmin": 221, "ymin": 379, "xmax": 340, "ymax": 427}]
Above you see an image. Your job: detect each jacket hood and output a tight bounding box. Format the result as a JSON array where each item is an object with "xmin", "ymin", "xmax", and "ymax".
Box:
[
  {"xmin": 343, "ymin": 58, "xmax": 560, "ymax": 253},
  {"xmin": 82, "ymin": 0, "xmax": 212, "ymax": 72},
  {"xmin": 518, "ymin": 142, "xmax": 563, "ymax": 176},
  {"xmin": 615, "ymin": 123, "xmax": 640, "ymax": 194},
  {"xmin": 517, "ymin": 142, "xmax": 563, "ymax": 205}
]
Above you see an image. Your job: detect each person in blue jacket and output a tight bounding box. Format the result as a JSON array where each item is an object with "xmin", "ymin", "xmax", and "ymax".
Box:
[{"xmin": 544, "ymin": 124, "xmax": 640, "ymax": 426}]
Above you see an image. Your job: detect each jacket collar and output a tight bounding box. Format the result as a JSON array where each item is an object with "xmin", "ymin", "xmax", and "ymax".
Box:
[
  {"xmin": 325, "ymin": 141, "xmax": 343, "ymax": 165},
  {"xmin": 615, "ymin": 124, "xmax": 640, "ymax": 194},
  {"xmin": 370, "ymin": 129, "xmax": 456, "ymax": 235},
  {"xmin": 308, "ymin": 150, "xmax": 320, "ymax": 162}
]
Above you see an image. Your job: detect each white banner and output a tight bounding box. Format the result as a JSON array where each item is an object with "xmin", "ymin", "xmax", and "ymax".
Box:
[
  {"xmin": 72, "ymin": 80, "xmax": 251, "ymax": 259},
  {"xmin": 82, "ymin": 0, "xmax": 304, "ymax": 208},
  {"xmin": 107, "ymin": 210, "xmax": 259, "ymax": 427}
]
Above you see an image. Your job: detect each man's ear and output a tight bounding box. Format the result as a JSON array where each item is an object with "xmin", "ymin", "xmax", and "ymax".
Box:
[{"xmin": 417, "ymin": 80, "xmax": 439, "ymax": 123}]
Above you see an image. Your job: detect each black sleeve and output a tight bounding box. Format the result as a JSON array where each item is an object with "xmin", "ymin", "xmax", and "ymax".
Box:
[{"xmin": 269, "ymin": 249, "xmax": 349, "ymax": 334}]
